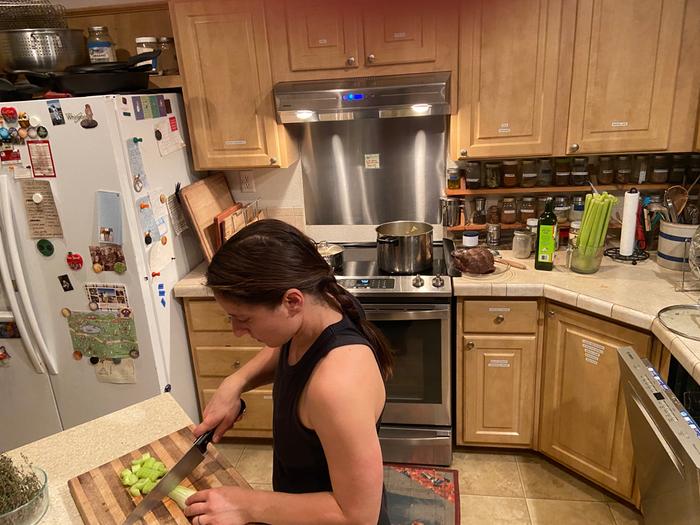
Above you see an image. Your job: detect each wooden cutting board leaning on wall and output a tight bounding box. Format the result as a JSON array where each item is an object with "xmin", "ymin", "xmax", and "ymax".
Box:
[{"xmin": 68, "ymin": 426, "xmax": 249, "ymax": 524}]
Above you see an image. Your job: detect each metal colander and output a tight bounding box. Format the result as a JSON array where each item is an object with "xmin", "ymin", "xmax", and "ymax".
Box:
[{"xmin": 0, "ymin": 1, "xmax": 67, "ymax": 30}]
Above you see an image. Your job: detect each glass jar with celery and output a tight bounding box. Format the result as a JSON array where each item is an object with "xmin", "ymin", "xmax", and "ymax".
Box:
[{"xmin": 570, "ymin": 192, "xmax": 618, "ymax": 274}]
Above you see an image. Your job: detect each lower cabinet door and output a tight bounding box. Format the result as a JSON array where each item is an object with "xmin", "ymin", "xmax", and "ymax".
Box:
[
  {"xmin": 539, "ymin": 304, "xmax": 651, "ymax": 500},
  {"xmin": 460, "ymin": 334, "xmax": 537, "ymax": 446},
  {"xmin": 203, "ymin": 386, "xmax": 273, "ymax": 436}
]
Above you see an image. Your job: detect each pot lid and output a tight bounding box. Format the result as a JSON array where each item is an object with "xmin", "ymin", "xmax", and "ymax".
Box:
[{"xmin": 317, "ymin": 241, "xmax": 343, "ymax": 256}]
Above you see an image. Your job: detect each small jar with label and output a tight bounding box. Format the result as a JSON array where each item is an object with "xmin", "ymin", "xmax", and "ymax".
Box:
[
  {"xmin": 569, "ymin": 195, "xmax": 585, "ymax": 222},
  {"xmin": 486, "ymin": 223, "xmax": 501, "ymax": 248},
  {"xmin": 446, "ymin": 167, "xmax": 461, "ymax": 190},
  {"xmin": 501, "ymin": 197, "xmax": 517, "ymax": 224},
  {"xmin": 598, "ymin": 156, "xmax": 615, "ymax": 184},
  {"xmin": 526, "ymin": 218, "xmax": 539, "ymax": 235},
  {"xmin": 670, "ymin": 154, "xmax": 687, "ymax": 184},
  {"xmin": 650, "ymin": 155, "xmax": 669, "ymax": 183},
  {"xmin": 632, "ymin": 155, "xmax": 649, "ymax": 184},
  {"xmin": 502, "ymin": 160, "xmax": 520, "ymax": 187},
  {"xmin": 570, "ymin": 157, "xmax": 589, "ymax": 186},
  {"xmin": 462, "ymin": 231, "xmax": 480, "ymax": 248},
  {"xmin": 553, "ymin": 196, "xmax": 570, "ymax": 225},
  {"xmin": 554, "ymin": 158, "xmax": 571, "ymax": 186},
  {"xmin": 520, "ymin": 159, "xmax": 537, "ymax": 187},
  {"xmin": 484, "ymin": 162, "xmax": 502, "ymax": 188},
  {"xmin": 135, "ymin": 36, "xmax": 158, "ymax": 72},
  {"xmin": 487, "ymin": 205, "xmax": 501, "ymax": 224},
  {"xmin": 472, "ymin": 197, "xmax": 487, "ymax": 224},
  {"xmin": 87, "ymin": 26, "xmax": 116, "ymax": 63},
  {"xmin": 569, "ymin": 220, "xmax": 582, "ymax": 247},
  {"xmin": 537, "ymin": 158, "xmax": 553, "ymax": 186},
  {"xmin": 157, "ymin": 36, "xmax": 179, "ymax": 75},
  {"xmin": 512, "ymin": 229, "xmax": 533, "ymax": 259},
  {"xmin": 615, "ymin": 156, "xmax": 632, "ymax": 184},
  {"xmin": 519, "ymin": 197, "xmax": 537, "ymax": 223},
  {"xmin": 464, "ymin": 161, "xmax": 481, "ymax": 189}
]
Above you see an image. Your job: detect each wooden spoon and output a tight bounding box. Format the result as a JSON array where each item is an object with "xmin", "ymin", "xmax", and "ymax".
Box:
[{"xmin": 495, "ymin": 258, "xmax": 528, "ymax": 270}]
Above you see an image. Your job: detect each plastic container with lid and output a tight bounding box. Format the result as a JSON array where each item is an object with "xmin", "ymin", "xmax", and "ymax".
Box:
[
  {"xmin": 554, "ymin": 158, "xmax": 571, "ymax": 186},
  {"xmin": 87, "ymin": 26, "xmax": 116, "ymax": 63},
  {"xmin": 484, "ymin": 162, "xmax": 501, "ymax": 188},
  {"xmin": 501, "ymin": 197, "xmax": 517, "ymax": 224},
  {"xmin": 570, "ymin": 157, "xmax": 589, "ymax": 186},
  {"xmin": 157, "ymin": 36, "xmax": 179, "ymax": 75},
  {"xmin": 521, "ymin": 159, "xmax": 538, "ymax": 187},
  {"xmin": 462, "ymin": 231, "xmax": 479, "ymax": 248},
  {"xmin": 464, "ymin": 161, "xmax": 481, "ymax": 189},
  {"xmin": 537, "ymin": 158, "xmax": 553, "ymax": 187},
  {"xmin": 598, "ymin": 156, "xmax": 614, "ymax": 184},
  {"xmin": 502, "ymin": 160, "xmax": 520, "ymax": 187},
  {"xmin": 135, "ymin": 36, "xmax": 158, "ymax": 72},
  {"xmin": 615, "ymin": 156, "xmax": 632, "ymax": 184}
]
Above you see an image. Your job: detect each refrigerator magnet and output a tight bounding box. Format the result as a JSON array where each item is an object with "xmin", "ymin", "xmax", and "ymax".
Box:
[
  {"xmin": 96, "ymin": 191, "xmax": 123, "ymax": 245},
  {"xmin": 132, "ymin": 96, "xmax": 144, "ymax": 120},
  {"xmin": 36, "ymin": 126, "xmax": 48, "ymax": 138},
  {"xmin": 0, "ymin": 346, "xmax": 10, "ymax": 367},
  {"xmin": 89, "ymin": 245, "xmax": 126, "ymax": 273},
  {"xmin": 0, "ymin": 322, "xmax": 19, "ymax": 338},
  {"xmin": 26, "ymin": 126, "xmax": 37, "ymax": 139},
  {"xmin": 84, "ymin": 283, "xmax": 129, "ymax": 310},
  {"xmin": 18, "ymin": 112, "xmax": 29, "ymax": 128},
  {"xmin": 36, "ymin": 238, "xmax": 54, "ymax": 257},
  {"xmin": 58, "ymin": 274, "xmax": 74, "ymax": 292},
  {"xmin": 26, "ymin": 140, "xmax": 56, "ymax": 178},
  {"xmin": 79, "ymin": 104, "xmax": 98, "ymax": 129},
  {"xmin": 1, "ymin": 107, "xmax": 17, "ymax": 123},
  {"xmin": 66, "ymin": 251, "xmax": 83, "ymax": 270},
  {"xmin": 61, "ymin": 307, "xmax": 72, "ymax": 318},
  {"xmin": 72, "ymin": 350, "xmax": 82, "ymax": 360},
  {"xmin": 46, "ymin": 100, "xmax": 65, "ymax": 126}
]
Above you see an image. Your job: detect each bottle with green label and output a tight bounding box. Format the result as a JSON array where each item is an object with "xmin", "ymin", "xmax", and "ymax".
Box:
[{"xmin": 535, "ymin": 197, "xmax": 557, "ymax": 271}]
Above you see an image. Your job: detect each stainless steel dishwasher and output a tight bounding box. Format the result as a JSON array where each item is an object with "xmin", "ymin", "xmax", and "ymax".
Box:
[{"xmin": 617, "ymin": 347, "xmax": 700, "ymax": 525}]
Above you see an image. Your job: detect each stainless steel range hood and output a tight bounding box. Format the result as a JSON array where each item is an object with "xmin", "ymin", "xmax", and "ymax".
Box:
[{"xmin": 274, "ymin": 72, "xmax": 450, "ymax": 123}]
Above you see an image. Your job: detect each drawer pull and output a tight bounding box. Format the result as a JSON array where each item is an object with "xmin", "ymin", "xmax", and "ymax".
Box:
[
  {"xmin": 231, "ymin": 360, "xmax": 241, "ymax": 369},
  {"xmin": 465, "ymin": 341, "xmax": 475, "ymax": 350},
  {"xmin": 494, "ymin": 315, "xmax": 505, "ymax": 324},
  {"xmin": 547, "ymin": 310, "xmax": 555, "ymax": 317}
]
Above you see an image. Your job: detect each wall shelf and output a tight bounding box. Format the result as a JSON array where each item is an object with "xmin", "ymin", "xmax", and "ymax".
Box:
[
  {"xmin": 448, "ymin": 222, "xmax": 622, "ymax": 232},
  {"xmin": 445, "ymin": 183, "xmax": 670, "ymax": 197}
]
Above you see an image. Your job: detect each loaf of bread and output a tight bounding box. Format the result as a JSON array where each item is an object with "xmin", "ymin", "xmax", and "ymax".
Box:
[{"xmin": 452, "ymin": 246, "xmax": 495, "ymax": 274}]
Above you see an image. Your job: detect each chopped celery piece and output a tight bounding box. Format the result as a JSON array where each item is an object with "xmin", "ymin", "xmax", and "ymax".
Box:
[
  {"xmin": 131, "ymin": 464, "xmax": 140, "ymax": 473},
  {"xmin": 143, "ymin": 457, "xmax": 156, "ymax": 469},
  {"xmin": 129, "ymin": 486, "xmax": 141, "ymax": 497},
  {"xmin": 142, "ymin": 479, "xmax": 157, "ymax": 495}
]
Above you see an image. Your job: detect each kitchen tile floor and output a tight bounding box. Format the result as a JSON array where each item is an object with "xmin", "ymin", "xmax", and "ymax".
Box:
[{"xmin": 215, "ymin": 443, "xmax": 645, "ymax": 524}]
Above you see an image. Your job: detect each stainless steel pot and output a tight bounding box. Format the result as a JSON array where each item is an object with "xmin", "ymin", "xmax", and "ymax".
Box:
[
  {"xmin": 317, "ymin": 241, "xmax": 344, "ymax": 271},
  {"xmin": 0, "ymin": 29, "xmax": 87, "ymax": 72},
  {"xmin": 376, "ymin": 221, "xmax": 433, "ymax": 274}
]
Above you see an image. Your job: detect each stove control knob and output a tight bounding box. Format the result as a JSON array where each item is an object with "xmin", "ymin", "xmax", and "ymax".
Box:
[
  {"xmin": 432, "ymin": 274, "xmax": 445, "ymax": 288},
  {"xmin": 412, "ymin": 275, "xmax": 424, "ymax": 288}
]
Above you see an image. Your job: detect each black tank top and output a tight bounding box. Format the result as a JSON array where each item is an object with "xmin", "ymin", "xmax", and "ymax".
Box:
[{"xmin": 272, "ymin": 315, "xmax": 390, "ymax": 524}]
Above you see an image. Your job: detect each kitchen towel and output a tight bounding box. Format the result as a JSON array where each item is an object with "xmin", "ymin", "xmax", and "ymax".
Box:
[{"xmin": 619, "ymin": 189, "xmax": 640, "ymax": 256}]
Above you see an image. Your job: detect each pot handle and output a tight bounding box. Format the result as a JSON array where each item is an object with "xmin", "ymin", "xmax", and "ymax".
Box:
[{"xmin": 377, "ymin": 236, "xmax": 399, "ymax": 245}]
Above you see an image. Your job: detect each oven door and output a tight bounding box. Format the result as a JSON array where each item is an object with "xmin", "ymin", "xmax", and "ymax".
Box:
[{"xmin": 363, "ymin": 303, "xmax": 451, "ymax": 427}]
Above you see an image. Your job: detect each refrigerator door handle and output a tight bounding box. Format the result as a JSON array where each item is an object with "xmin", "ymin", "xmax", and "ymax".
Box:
[{"xmin": 0, "ymin": 174, "xmax": 57, "ymax": 374}]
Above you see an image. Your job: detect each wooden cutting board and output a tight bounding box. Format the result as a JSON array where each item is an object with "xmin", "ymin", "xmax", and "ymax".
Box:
[{"xmin": 68, "ymin": 426, "xmax": 250, "ymax": 525}]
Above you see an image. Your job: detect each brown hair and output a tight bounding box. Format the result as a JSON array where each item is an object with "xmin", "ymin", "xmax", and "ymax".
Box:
[{"xmin": 206, "ymin": 219, "xmax": 393, "ymax": 380}]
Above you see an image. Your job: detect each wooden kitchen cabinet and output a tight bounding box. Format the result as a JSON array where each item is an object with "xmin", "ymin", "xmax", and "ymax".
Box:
[
  {"xmin": 184, "ymin": 298, "xmax": 272, "ymax": 438},
  {"xmin": 539, "ymin": 303, "xmax": 652, "ymax": 500},
  {"xmin": 169, "ymin": 0, "xmax": 295, "ymax": 170},
  {"xmin": 565, "ymin": 0, "xmax": 700, "ymax": 154},
  {"xmin": 451, "ymin": 0, "xmax": 575, "ymax": 159}
]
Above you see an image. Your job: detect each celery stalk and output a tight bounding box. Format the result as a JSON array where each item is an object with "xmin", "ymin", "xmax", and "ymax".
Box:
[{"xmin": 168, "ymin": 485, "xmax": 196, "ymax": 510}]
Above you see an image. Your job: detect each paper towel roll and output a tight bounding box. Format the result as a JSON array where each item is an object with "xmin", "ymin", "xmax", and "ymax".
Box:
[{"xmin": 619, "ymin": 189, "xmax": 639, "ymax": 256}]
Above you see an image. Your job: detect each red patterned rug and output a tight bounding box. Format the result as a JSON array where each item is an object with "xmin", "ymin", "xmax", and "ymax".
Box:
[{"xmin": 383, "ymin": 464, "xmax": 460, "ymax": 525}]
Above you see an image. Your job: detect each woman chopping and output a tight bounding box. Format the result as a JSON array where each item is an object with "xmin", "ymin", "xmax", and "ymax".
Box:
[{"xmin": 186, "ymin": 219, "xmax": 392, "ymax": 525}]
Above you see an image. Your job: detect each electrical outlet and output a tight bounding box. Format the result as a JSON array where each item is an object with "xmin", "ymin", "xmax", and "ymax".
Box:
[{"xmin": 239, "ymin": 171, "xmax": 256, "ymax": 193}]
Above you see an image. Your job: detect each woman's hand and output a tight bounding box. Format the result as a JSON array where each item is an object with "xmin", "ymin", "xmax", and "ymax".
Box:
[
  {"xmin": 192, "ymin": 376, "xmax": 245, "ymax": 443},
  {"xmin": 184, "ymin": 487, "xmax": 252, "ymax": 525}
]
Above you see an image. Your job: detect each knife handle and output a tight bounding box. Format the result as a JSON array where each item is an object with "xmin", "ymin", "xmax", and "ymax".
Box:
[{"xmin": 193, "ymin": 399, "xmax": 247, "ymax": 452}]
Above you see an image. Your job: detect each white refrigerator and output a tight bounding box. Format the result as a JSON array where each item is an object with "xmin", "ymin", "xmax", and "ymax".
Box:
[{"xmin": 0, "ymin": 93, "xmax": 203, "ymax": 451}]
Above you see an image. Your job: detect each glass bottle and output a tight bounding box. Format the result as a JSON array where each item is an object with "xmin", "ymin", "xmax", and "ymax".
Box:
[
  {"xmin": 472, "ymin": 197, "xmax": 487, "ymax": 224},
  {"xmin": 632, "ymin": 155, "xmax": 649, "ymax": 184},
  {"xmin": 501, "ymin": 197, "xmax": 517, "ymax": 224},
  {"xmin": 569, "ymin": 195, "xmax": 585, "ymax": 222},
  {"xmin": 487, "ymin": 205, "xmax": 501, "ymax": 224},
  {"xmin": 521, "ymin": 159, "xmax": 538, "ymax": 187},
  {"xmin": 87, "ymin": 26, "xmax": 116, "ymax": 63},
  {"xmin": 650, "ymin": 155, "xmax": 669, "ymax": 183},
  {"xmin": 554, "ymin": 158, "xmax": 571, "ymax": 186},
  {"xmin": 537, "ymin": 158, "xmax": 553, "ymax": 186},
  {"xmin": 615, "ymin": 156, "xmax": 632, "ymax": 184},
  {"xmin": 135, "ymin": 36, "xmax": 158, "ymax": 71},
  {"xmin": 464, "ymin": 162, "xmax": 481, "ymax": 190},
  {"xmin": 570, "ymin": 157, "xmax": 589, "ymax": 186},
  {"xmin": 157, "ymin": 36, "xmax": 179, "ymax": 75},
  {"xmin": 536, "ymin": 196, "xmax": 549, "ymax": 217},
  {"xmin": 519, "ymin": 197, "xmax": 537, "ymax": 223},
  {"xmin": 670, "ymin": 154, "xmax": 687, "ymax": 184},
  {"xmin": 502, "ymin": 160, "xmax": 520, "ymax": 187},
  {"xmin": 535, "ymin": 198, "xmax": 557, "ymax": 271},
  {"xmin": 598, "ymin": 156, "xmax": 614, "ymax": 184},
  {"xmin": 553, "ymin": 196, "xmax": 570, "ymax": 225},
  {"xmin": 484, "ymin": 162, "xmax": 502, "ymax": 188},
  {"xmin": 446, "ymin": 167, "xmax": 461, "ymax": 190}
]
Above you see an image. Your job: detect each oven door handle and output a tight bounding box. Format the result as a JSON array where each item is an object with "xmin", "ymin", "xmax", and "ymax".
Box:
[{"xmin": 364, "ymin": 309, "xmax": 450, "ymax": 321}]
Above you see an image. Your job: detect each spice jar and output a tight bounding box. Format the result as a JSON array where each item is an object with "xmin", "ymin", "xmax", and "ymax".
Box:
[
  {"xmin": 446, "ymin": 167, "xmax": 461, "ymax": 190},
  {"xmin": 501, "ymin": 197, "xmax": 517, "ymax": 224},
  {"xmin": 569, "ymin": 220, "xmax": 581, "ymax": 247},
  {"xmin": 487, "ymin": 205, "xmax": 501, "ymax": 224},
  {"xmin": 472, "ymin": 197, "xmax": 487, "ymax": 224},
  {"xmin": 521, "ymin": 159, "xmax": 537, "ymax": 187},
  {"xmin": 135, "ymin": 36, "xmax": 158, "ymax": 72},
  {"xmin": 526, "ymin": 218, "xmax": 539, "ymax": 235},
  {"xmin": 615, "ymin": 156, "xmax": 632, "ymax": 184},
  {"xmin": 512, "ymin": 229, "xmax": 533, "ymax": 259},
  {"xmin": 537, "ymin": 159, "xmax": 553, "ymax": 186},
  {"xmin": 484, "ymin": 162, "xmax": 501, "ymax": 188},
  {"xmin": 598, "ymin": 156, "xmax": 614, "ymax": 184},
  {"xmin": 502, "ymin": 160, "xmax": 520, "ymax": 187},
  {"xmin": 157, "ymin": 36, "xmax": 179, "ymax": 75},
  {"xmin": 486, "ymin": 223, "xmax": 501, "ymax": 248},
  {"xmin": 464, "ymin": 162, "xmax": 481, "ymax": 190},
  {"xmin": 570, "ymin": 157, "xmax": 589, "ymax": 186},
  {"xmin": 553, "ymin": 196, "xmax": 570, "ymax": 224},
  {"xmin": 569, "ymin": 195, "xmax": 585, "ymax": 222},
  {"xmin": 519, "ymin": 197, "xmax": 537, "ymax": 223},
  {"xmin": 536, "ymin": 196, "xmax": 549, "ymax": 217},
  {"xmin": 554, "ymin": 158, "xmax": 571, "ymax": 186},
  {"xmin": 650, "ymin": 155, "xmax": 669, "ymax": 183},
  {"xmin": 670, "ymin": 154, "xmax": 687, "ymax": 184},
  {"xmin": 87, "ymin": 26, "xmax": 116, "ymax": 63},
  {"xmin": 632, "ymin": 155, "xmax": 649, "ymax": 184}
]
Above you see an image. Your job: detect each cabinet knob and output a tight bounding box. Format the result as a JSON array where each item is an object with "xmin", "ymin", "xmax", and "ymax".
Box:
[
  {"xmin": 231, "ymin": 360, "xmax": 241, "ymax": 369},
  {"xmin": 494, "ymin": 314, "xmax": 505, "ymax": 324},
  {"xmin": 367, "ymin": 53, "xmax": 376, "ymax": 64},
  {"xmin": 547, "ymin": 310, "xmax": 555, "ymax": 317},
  {"xmin": 269, "ymin": 157, "xmax": 277, "ymax": 165},
  {"xmin": 569, "ymin": 143, "xmax": 580, "ymax": 153},
  {"xmin": 465, "ymin": 341, "xmax": 475, "ymax": 350},
  {"xmin": 346, "ymin": 56, "xmax": 356, "ymax": 66},
  {"xmin": 459, "ymin": 148, "xmax": 468, "ymax": 158}
]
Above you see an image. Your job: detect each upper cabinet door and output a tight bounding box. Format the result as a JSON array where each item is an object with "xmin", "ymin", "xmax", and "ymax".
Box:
[
  {"xmin": 567, "ymin": 0, "xmax": 695, "ymax": 154},
  {"xmin": 452, "ymin": 0, "xmax": 572, "ymax": 159},
  {"xmin": 170, "ymin": 0, "xmax": 288, "ymax": 169},
  {"xmin": 362, "ymin": 2, "xmax": 437, "ymax": 67},
  {"xmin": 284, "ymin": 0, "xmax": 360, "ymax": 71}
]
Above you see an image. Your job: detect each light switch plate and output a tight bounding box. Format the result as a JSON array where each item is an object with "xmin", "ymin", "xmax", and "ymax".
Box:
[{"xmin": 239, "ymin": 171, "xmax": 255, "ymax": 192}]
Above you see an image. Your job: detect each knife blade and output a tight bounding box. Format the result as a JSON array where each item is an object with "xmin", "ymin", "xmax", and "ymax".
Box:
[{"xmin": 123, "ymin": 400, "xmax": 246, "ymax": 525}]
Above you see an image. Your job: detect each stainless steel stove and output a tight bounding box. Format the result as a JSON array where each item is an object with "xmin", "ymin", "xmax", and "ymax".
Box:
[{"xmin": 335, "ymin": 242, "xmax": 453, "ymax": 466}]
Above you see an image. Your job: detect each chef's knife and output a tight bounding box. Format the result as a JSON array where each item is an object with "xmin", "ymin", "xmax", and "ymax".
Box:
[{"xmin": 123, "ymin": 400, "xmax": 246, "ymax": 525}]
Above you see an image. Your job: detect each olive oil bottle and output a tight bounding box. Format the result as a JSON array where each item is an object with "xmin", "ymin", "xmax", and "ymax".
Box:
[{"xmin": 535, "ymin": 198, "xmax": 557, "ymax": 271}]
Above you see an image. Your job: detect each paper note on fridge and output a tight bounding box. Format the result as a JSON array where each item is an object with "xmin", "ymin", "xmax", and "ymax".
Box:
[
  {"xmin": 27, "ymin": 140, "xmax": 56, "ymax": 178},
  {"xmin": 96, "ymin": 191, "xmax": 123, "ymax": 245},
  {"xmin": 155, "ymin": 120, "xmax": 185, "ymax": 157},
  {"xmin": 20, "ymin": 179, "xmax": 63, "ymax": 238},
  {"xmin": 95, "ymin": 358, "xmax": 136, "ymax": 384}
]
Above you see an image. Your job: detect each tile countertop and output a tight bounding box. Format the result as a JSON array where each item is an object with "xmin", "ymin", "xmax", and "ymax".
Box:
[
  {"xmin": 174, "ymin": 255, "xmax": 700, "ymax": 383},
  {"xmin": 5, "ymin": 394, "xmax": 192, "ymax": 525}
]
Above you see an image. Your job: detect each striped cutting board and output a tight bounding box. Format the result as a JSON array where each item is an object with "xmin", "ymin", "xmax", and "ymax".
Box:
[{"xmin": 68, "ymin": 426, "xmax": 250, "ymax": 524}]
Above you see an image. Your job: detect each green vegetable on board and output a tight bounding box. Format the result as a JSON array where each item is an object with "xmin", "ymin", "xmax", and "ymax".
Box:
[{"xmin": 119, "ymin": 452, "xmax": 195, "ymax": 509}]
